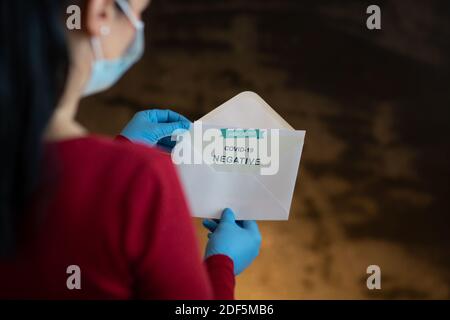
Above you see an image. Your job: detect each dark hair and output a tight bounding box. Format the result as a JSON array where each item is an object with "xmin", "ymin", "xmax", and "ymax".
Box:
[{"xmin": 0, "ymin": 0, "xmax": 69, "ymax": 257}]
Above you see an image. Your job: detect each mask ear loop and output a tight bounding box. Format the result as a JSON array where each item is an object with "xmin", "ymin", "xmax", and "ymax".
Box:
[
  {"xmin": 115, "ymin": 0, "xmax": 144, "ymax": 29},
  {"xmin": 90, "ymin": 0, "xmax": 142, "ymax": 62}
]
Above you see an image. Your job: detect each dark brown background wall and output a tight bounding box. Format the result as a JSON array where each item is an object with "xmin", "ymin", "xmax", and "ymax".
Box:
[{"xmin": 79, "ymin": 0, "xmax": 450, "ymax": 299}]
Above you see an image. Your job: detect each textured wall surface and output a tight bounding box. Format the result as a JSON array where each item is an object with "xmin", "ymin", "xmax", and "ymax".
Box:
[{"xmin": 79, "ymin": 0, "xmax": 450, "ymax": 299}]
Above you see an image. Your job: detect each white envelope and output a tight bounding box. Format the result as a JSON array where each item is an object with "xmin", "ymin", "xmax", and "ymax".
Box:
[{"xmin": 174, "ymin": 92, "xmax": 305, "ymax": 220}]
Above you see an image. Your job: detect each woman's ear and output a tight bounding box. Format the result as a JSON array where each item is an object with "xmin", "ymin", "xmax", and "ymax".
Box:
[{"xmin": 84, "ymin": 0, "xmax": 116, "ymax": 37}]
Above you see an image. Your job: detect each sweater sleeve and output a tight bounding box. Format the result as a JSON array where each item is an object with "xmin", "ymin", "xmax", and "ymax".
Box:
[
  {"xmin": 205, "ymin": 255, "xmax": 235, "ymax": 299},
  {"xmin": 114, "ymin": 135, "xmax": 131, "ymax": 143},
  {"xmin": 121, "ymin": 145, "xmax": 235, "ymax": 299}
]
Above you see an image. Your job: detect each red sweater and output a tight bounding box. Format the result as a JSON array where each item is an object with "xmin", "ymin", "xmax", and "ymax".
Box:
[{"xmin": 0, "ymin": 135, "xmax": 234, "ymax": 299}]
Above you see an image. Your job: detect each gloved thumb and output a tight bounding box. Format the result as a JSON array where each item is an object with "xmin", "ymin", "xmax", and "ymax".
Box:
[{"xmin": 220, "ymin": 208, "xmax": 236, "ymax": 223}]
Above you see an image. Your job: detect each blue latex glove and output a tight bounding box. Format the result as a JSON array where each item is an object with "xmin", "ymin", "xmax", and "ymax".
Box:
[
  {"xmin": 203, "ymin": 208, "xmax": 262, "ymax": 275},
  {"xmin": 121, "ymin": 109, "xmax": 191, "ymax": 149}
]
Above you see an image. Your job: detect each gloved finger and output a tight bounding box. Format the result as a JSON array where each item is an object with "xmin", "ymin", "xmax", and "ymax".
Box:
[
  {"xmin": 242, "ymin": 220, "xmax": 260, "ymax": 234},
  {"xmin": 220, "ymin": 208, "xmax": 236, "ymax": 223},
  {"xmin": 154, "ymin": 121, "xmax": 191, "ymax": 139},
  {"xmin": 202, "ymin": 219, "xmax": 218, "ymax": 232},
  {"xmin": 151, "ymin": 109, "xmax": 191, "ymax": 124}
]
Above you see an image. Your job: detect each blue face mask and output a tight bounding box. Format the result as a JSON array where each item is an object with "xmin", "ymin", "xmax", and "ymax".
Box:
[{"xmin": 83, "ymin": 0, "xmax": 145, "ymax": 97}]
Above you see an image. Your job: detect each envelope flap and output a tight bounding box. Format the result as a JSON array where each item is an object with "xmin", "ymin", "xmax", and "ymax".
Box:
[{"xmin": 200, "ymin": 91, "xmax": 294, "ymax": 129}]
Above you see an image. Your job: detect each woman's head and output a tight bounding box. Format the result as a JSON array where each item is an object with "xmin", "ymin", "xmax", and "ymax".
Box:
[
  {"xmin": 68, "ymin": 0, "xmax": 150, "ymax": 95},
  {"xmin": 82, "ymin": 0, "xmax": 148, "ymax": 59},
  {"xmin": 0, "ymin": 0, "xmax": 150, "ymax": 257}
]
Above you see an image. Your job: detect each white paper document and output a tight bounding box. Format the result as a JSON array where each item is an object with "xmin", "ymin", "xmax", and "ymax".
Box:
[{"xmin": 173, "ymin": 91, "xmax": 306, "ymax": 220}]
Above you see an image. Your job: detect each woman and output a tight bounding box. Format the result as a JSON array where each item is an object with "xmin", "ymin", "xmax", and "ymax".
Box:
[{"xmin": 0, "ymin": 0, "xmax": 261, "ymax": 299}]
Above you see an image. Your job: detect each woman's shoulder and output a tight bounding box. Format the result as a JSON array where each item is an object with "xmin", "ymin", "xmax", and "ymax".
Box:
[
  {"xmin": 94, "ymin": 134, "xmax": 171, "ymax": 164},
  {"xmin": 46, "ymin": 134, "xmax": 175, "ymax": 184},
  {"xmin": 56, "ymin": 133, "xmax": 169, "ymax": 158}
]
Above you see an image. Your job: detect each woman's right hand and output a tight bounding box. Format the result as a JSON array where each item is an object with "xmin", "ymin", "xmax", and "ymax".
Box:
[
  {"xmin": 203, "ymin": 208, "xmax": 262, "ymax": 275},
  {"xmin": 120, "ymin": 109, "xmax": 191, "ymax": 149}
]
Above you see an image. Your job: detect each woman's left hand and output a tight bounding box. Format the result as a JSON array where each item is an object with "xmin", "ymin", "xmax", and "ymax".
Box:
[{"xmin": 121, "ymin": 109, "xmax": 191, "ymax": 149}]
